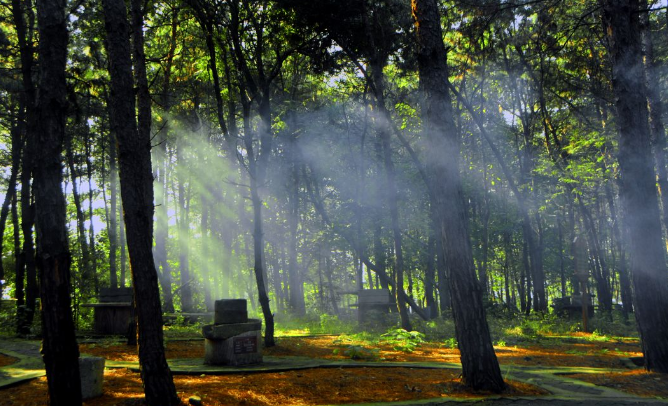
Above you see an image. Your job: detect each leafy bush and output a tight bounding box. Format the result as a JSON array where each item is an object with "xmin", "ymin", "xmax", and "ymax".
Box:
[
  {"xmin": 333, "ymin": 344, "xmax": 379, "ymax": 360},
  {"xmin": 443, "ymin": 337, "xmax": 458, "ymax": 349},
  {"xmin": 380, "ymin": 328, "xmax": 425, "ymax": 353}
]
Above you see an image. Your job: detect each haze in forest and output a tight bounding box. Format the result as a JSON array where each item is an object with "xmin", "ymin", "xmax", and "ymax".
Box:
[{"xmin": 3, "ymin": 0, "xmax": 668, "ymax": 404}]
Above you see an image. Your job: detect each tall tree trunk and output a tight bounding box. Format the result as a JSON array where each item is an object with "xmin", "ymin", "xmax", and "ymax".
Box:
[
  {"xmin": 85, "ymin": 134, "xmax": 99, "ymax": 294},
  {"xmin": 242, "ymin": 95, "xmax": 275, "ymax": 347},
  {"xmin": 370, "ymin": 60, "xmax": 412, "ymax": 331},
  {"xmin": 108, "ymin": 132, "xmax": 119, "ymax": 288},
  {"xmin": 32, "ymin": 0, "xmax": 82, "ymax": 402},
  {"xmin": 323, "ymin": 254, "xmax": 338, "ymax": 315},
  {"xmin": 19, "ymin": 145, "xmax": 37, "ymax": 332},
  {"xmin": 11, "ymin": 0, "xmax": 37, "ymax": 334},
  {"xmin": 287, "ymin": 136, "xmax": 305, "ymax": 315},
  {"xmin": 176, "ymin": 139, "xmax": 193, "ymax": 312},
  {"xmin": 66, "ymin": 134, "xmax": 94, "ymax": 299},
  {"xmin": 153, "ymin": 7, "xmax": 177, "ymax": 312},
  {"xmin": 557, "ymin": 212, "xmax": 566, "ymax": 298},
  {"xmin": 120, "ymin": 199, "xmax": 127, "ymax": 287},
  {"xmin": 201, "ymin": 194, "xmax": 213, "ymax": 311},
  {"xmin": 600, "ymin": 0, "xmax": 668, "ymax": 373},
  {"xmin": 640, "ymin": 0, "xmax": 668, "ymax": 237},
  {"xmin": 503, "ymin": 230, "xmax": 513, "ymax": 309},
  {"xmin": 0, "ymin": 122, "xmax": 22, "ymax": 285},
  {"xmin": 11, "ymin": 192, "xmax": 20, "ymax": 291},
  {"xmin": 412, "ymin": 0, "xmax": 504, "ymax": 391},
  {"xmin": 101, "ymin": 0, "xmax": 179, "ymax": 402},
  {"xmin": 578, "ymin": 198, "xmax": 613, "ymax": 317},
  {"xmin": 605, "ymin": 184, "xmax": 632, "ymax": 316},
  {"xmin": 424, "ymin": 232, "xmax": 436, "ymax": 319}
]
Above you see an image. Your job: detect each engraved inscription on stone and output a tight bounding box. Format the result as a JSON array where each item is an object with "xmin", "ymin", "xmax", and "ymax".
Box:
[{"xmin": 233, "ymin": 336, "xmax": 257, "ymax": 354}]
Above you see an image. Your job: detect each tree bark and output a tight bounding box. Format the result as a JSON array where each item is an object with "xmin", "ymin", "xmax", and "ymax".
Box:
[
  {"xmin": 600, "ymin": 0, "xmax": 668, "ymax": 373},
  {"xmin": 11, "ymin": 0, "xmax": 37, "ymax": 334},
  {"xmin": 109, "ymin": 132, "xmax": 119, "ymax": 288},
  {"xmin": 101, "ymin": 0, "xmax": 180, "ymax": 402},
  {"xmin": 412, "ymin": 0, "xmax": 504, "ymax": 391},
  {"xmin": 32, "ymin": 0, "xmax": 82, "ymax": 402}
]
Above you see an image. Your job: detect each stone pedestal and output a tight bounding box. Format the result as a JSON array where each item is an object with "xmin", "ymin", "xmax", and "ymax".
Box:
[{"xmin": 202, "ymin": 299, "xmax": 262, "ymax": 365}]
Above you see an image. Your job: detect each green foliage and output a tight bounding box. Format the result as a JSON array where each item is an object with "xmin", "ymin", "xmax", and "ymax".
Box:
[
  {"xmin": 380, "ymin": 328, "xmax": 425, "ymax": 353},
  {"xmin": 318, "ymin": 313, "xmax": 355, "ymax": 334},
  {"xmin": 0, "ymin": 303, "xmax": 16, "ymax": 338},
  {"xmin": 333, "ymin": 344, "xmax": 379, "ymax": 360},
  {"xmin": 163, "ymin": 315, "xmax": 204, "ymax": 338},
  {"xmin": 443, "ymin": 337, "xmax": 458, "ymax": 349},
  {"xmin": 588, "ymin": 315, "xmax": 638, "ymax": 338}
]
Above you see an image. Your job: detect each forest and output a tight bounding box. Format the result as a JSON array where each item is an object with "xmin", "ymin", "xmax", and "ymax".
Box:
[{"xmin": 1, "ymin": 0, "xmax": 668, "ymax": 405}]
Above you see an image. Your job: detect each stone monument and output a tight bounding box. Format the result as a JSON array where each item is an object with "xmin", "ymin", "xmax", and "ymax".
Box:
[{"xmin": 202, "ymin": 299, "xmax": 263, "ymax": 365}]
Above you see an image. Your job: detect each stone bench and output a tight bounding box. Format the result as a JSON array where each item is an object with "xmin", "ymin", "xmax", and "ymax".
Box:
[
  {"xmin": 356, "ymin": 289, "xmax": 393, "ymax": 323},
  {"xmin": 81, "ymin": 287, "xmax": 134, "ymax": 335}
]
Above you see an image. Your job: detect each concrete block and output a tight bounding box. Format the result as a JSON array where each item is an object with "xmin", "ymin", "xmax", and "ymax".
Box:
[
  {"xmin": 79, "ymin": 356, "xmax": 105, "ymax": 399},
  {"xmin": 202, "ymin": 319, "xmax": 262, "ymax": 340},
  {"xmin": 204, "ymin": 330, "xmax": 262, "ymax": 366}
]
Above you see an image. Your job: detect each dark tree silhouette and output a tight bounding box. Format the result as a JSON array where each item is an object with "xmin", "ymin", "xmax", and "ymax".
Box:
[
  {"xmin": 599, "ymin": 0, "xmax": 668, "ymax": 373},
  {"xmin": 411, "ymin": 0, "xmax": 505, "ymax": 391},
  {"xmin": 32, "ymin": 0, "xmax": 82, "ymax": 403},
  {"xmin": 101, "ymin": 0, "xmax": 181, "ymax": 403}
]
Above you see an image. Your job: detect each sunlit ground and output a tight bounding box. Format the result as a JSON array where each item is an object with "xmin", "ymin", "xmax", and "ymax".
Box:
[
  {"xmin": 0, "ymin": 367, "xmax": 544, "ymax": 406},
  {"xmin": 2, "ymin": 331, "xmax": 662, "ymax": 405}
]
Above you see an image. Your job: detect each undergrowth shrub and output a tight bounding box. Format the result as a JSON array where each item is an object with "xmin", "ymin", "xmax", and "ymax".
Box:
[{"xmin": 380, "ymin": 328, "xmax": 425, "ymax": 353}]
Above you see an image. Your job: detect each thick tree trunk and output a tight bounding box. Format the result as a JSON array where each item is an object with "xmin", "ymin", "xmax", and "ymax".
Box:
[
  {"xmin": 32, "ymin": 0, "xmax": 82, "ymax": 403},
  {"xmin": 412, "ymin": 0, "xmax": 504, "ymax": 391},
  {"xmin": 101, "ymin": 0, "xmax": 179, "ymax": 403},
  {"xmin": 600, "ymin": 0, "xmax": 668, "ymax": 373}
]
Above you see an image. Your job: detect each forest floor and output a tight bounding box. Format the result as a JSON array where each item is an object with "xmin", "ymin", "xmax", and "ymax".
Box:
[{"xmin": 0, "ymin": 331, "xmax": 667, "ymax": 405}]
